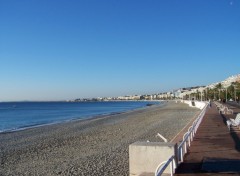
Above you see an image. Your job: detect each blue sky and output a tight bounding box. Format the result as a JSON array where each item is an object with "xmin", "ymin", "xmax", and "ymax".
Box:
[{"xmin": 0, "ymin": 0, "xmax": 240, "ymax": 101}]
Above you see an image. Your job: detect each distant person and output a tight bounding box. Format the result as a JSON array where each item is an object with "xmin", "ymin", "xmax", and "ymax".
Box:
[
  {"xmin": 209, "ymin": 99, "xmax": 211, "ymax": 108},
  {"xmin": 191, "ymin": 98, "xmax": 195, "ymax": 106}
]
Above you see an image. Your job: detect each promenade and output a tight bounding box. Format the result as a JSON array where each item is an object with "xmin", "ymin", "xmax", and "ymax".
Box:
[{"xmin": 175, "ymin": 103, "xmax": 240, "ymax": 176}]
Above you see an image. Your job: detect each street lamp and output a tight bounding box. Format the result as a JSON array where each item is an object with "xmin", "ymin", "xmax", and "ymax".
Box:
[
  {"xmin": 218, "ymin": 89, "xmax": 221, "ymax": 101},
  {"xmin": 235, "ymin": 88, "xmax": 236, "ymax": 102},
  {"xmin": 205, "ymin": 89, "xmax": 207, "ymax": 101},
  {"xmin": 233, "ymin": 85, "xmax": 237, "ymax": 102},
  {"xmin": 225, "ymin": 88, "xmax": 227, "ymax": 102}
]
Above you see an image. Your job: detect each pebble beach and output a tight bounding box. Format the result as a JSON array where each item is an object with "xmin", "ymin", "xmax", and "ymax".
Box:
[{"xmin": 0, "ymin": 101, "xmax": 200, "ymax": 176}]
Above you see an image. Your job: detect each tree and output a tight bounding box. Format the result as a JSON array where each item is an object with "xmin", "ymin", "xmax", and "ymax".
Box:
[
  {"xmin": 215, "ymin": 83, "xmax": 224, "ymax": 101},
  {"xmin": 228, "ymin": 84, "xmax": 234, "ymax": 100},
  {"xmin": 232, "ymin": 82, "xmax": 240, "ymax": 102},
  {"xmin": 207, "ymin": 88, "xmax": 215, "ymax": 100},
  {"xmin": 196, "ymin": 89, "xmax": 200, "ymax": 100}
]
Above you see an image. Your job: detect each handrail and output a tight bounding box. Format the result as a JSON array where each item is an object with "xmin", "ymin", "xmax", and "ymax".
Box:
[
  {"xmin": 155, "ymin": 155, "xmax": 176, "ymax": 176},
  {"xmin": 177, "ymin": 103, "xmax": 208, "ymax": 164},
  {"xmin": 154, "ymin": 102, "xmax": 209, "ymax": 175}
]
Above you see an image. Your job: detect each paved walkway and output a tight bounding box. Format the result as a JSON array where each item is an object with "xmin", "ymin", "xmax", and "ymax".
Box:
[{"xmin": 175, "ymin": 103, "xmax": 240, "ymax": 176}]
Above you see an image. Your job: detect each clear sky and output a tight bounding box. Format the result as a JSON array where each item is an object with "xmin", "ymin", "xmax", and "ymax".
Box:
[{"xmin": 0, "ymin": 0, "xmax": 240, "ymax": 101}]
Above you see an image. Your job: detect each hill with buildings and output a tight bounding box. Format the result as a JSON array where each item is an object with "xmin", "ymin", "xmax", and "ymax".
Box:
[{"xmin": 72, "ymin": 74, "xmax": 240, "ymax": 102}]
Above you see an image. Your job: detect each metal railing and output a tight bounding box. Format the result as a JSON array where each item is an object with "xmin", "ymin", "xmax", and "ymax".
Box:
[
  {"xmin": 155, "ymin": 155, "xmax": 176, "ymax": 176},
  {"xmin": 178, "ymin": 103, "xmax": 208, "ymax": 163},
  {"xmin": 155, "ymin": 103, "xmax": 208, "ymax": 175}
]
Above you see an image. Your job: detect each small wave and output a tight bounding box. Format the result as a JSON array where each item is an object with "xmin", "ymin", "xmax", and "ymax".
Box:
[{"xmin": 0, "ymin": 106, "xmax": 17, "ymax": 110}]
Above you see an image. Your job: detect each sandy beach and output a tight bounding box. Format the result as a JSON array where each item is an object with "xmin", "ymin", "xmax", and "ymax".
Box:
[{"xmin": 0, "ymin": 101, "xmax": 200, "ymax": 176}]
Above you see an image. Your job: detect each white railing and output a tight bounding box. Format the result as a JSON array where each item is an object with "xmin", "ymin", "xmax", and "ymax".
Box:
[
  {"xmin": 178, "ymin": 103, "xmax": 208, "ymax": 163},
  {"xmin": 155, "ymin": 103, "xmax": 208, "ymax": 175},
  {"xmin": 155, "ymin": 155, "xmax": 176, "ymax": 176}
]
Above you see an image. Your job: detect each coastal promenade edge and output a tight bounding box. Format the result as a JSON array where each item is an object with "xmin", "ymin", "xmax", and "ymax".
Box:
[{"xmin": 174, "ymin": 102, "xmax": 240, "ymax": 176}]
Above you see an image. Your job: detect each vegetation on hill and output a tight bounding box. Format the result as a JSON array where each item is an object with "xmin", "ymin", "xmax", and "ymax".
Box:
[{"xmin": 189, "ymin": 81, "xmax": 240, "ymax": 102}]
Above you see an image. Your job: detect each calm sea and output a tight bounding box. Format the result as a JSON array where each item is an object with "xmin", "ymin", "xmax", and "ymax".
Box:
[{"xmin": 0, "ymin": 101, "xmax": 160, "ymax": 133}]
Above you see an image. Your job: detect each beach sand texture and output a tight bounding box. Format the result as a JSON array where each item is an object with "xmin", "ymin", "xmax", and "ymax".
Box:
[{"xmin": 0, "ymin": 101, "xmax": 200, "ymax": 176}]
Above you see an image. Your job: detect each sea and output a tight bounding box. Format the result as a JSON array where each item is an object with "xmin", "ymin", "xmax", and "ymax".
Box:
[{"xmin": 0, "ymin": 101, "xmax": 160, "ymax": 133}]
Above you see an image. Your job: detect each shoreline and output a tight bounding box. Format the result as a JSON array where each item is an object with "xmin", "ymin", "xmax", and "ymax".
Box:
[
  {"xmin": 0, "ymin": 102, "xmax": 164, "ymax": 135},
  {"xmin": 0, "ymin": 101, "xmax": 165, "ymax": 134},
  {"xmin": 0, "ymin": 101, "xmax": 200, "ymax": 176}
]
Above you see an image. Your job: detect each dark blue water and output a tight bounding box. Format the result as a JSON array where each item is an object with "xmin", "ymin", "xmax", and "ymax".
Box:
[{"xmin": 0, "ymin": 101, "xmax": 160, "ymax": 133}]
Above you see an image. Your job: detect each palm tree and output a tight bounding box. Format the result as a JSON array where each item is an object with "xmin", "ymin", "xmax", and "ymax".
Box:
[
  {"xmin": 228, "ymin": 84, "xmax": 234, "ymax": 100},
  {"xmin": 232, "ymin": 82, "xmax": 240, "ymax": 102},
  {"xmin": 207, "ymin": 88, "xmax": 215, "ymax": 100},
  {"xmin": 212, "ymin": 87, "xmax": 218, "ymax": 100},
  {"xmin": 202, "ymin": 90, "xmax": 206, "ymax": 101},
  {"xmin": 205, "ymin": 88, "xmax": 209, "ymax": 100},
  {"xmin": 196, "ymin": 90, "xmax": 199, "ymax": 100},
  {"xmin": 215, "ymin": 83, "xmax": 223, "ymax": 101},
  {"xmin": 237, "ymin": 82, "xmax": 240, "ymax": 103}
]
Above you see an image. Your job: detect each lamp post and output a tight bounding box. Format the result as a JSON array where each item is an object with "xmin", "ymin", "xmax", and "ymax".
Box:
[
  {"xmin": 219, "ymin": 89, "xmax": 221, "ymax": 101},
  {"xmin": 235, "ymin": 88, "xmax": 236, "ymax": 102},
  {"xmin": 225, "ymin": 88, "xmax": 227, "ymax": 102},
  {"xmin": 233, "ymin": 85, "xmax": 237, "ymax": 102},
  {"xmin": 205, "ymin": 89, "xmax": 208, "ymax": 101}
]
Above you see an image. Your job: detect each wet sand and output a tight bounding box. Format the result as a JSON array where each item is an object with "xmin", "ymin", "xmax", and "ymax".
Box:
[{"xmin": 0, "ymin": 101, "xmax": 200, "ymax": 176}]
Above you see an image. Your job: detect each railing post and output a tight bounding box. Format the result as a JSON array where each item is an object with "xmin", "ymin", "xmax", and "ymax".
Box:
[
  {"xmin": 188, "ymin": 135, "xmax": 191, "ymax": 147},
  {"xmin": 170, "ymin": 160, "xmax": 173, "ymax": 176},
  {"xmin": 184, "ymin": 141, "xmax": 187, "ymax": 154},
  {"xmin": 181, "ymin": 148, "xmax": 183, "ymax": 162}
]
